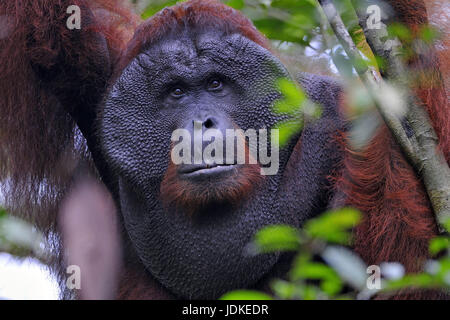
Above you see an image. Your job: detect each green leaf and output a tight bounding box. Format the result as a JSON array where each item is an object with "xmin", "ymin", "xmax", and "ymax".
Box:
[
  {"xmin": 220, "ymin": 290, "xmax": 273, "ymax": 300},
  {"xmin": 290, "ymin": 256, "xmax": 343, "ymax": 296},
  {"xmin": 387, "ymin": 23, "xmax": 412, "ymax": 43},
  {"xmin": 300, "ymin": 285, "xmax": 322, "ymax": 300},
  {"xmin": 437, "ymin": 257, "xmax": 450, "ymax": 276},
  {"xmin": 441, "ymin": 218, "xmax": 450, "ymax": 233},
  {"xmin": 272, "ymin": 78, "xmax": 311, "ymax": 147},
  {"xmin": 274, "ymin": 78, "xmax": 306, "ymax": 114},
  {"xmin": 274, "ymin": 120, "xmax": 302, "ymax": 148},
  {"xmin": 291, "ymin": 260, "xmax": 337, "ymax": 280},
  {"xmin": 304, "ymin": 208, "xmax": 361, "ymax": 244},
  {"xmin": 321, "ymin": 277, "xmax": 342, "ymax": 296},
  {"xmin": 271, "ymin": 279, "xmax": 296, "ymax": 299},
  {"xmin": 141, "ymin": 0, "xmax": 181, "ymax": 20},
  {"xmin": 226, "ymin": 0, "xmax": 245, "ymax": 10},
  {"xmin": 429, "ymin": 236, "xmax": 449, "ymax": 256},
  {"xmin": 419, "ymin": 25, "xmax": 440, "ymax": 44},
  {"xmin": 384, "ymin": 273, "xmax": 437, "ymax": 291},
  {"xmin": 251, "ymin": 224, "xmax": 300, "ymax": 253},
  {"xmin": 271, "ymin": 0, "xmax": 317, "ymax": 10},
  {"xmin": 253, "ymin": 17, "xmax": 306, "ymax": 43},
  {"xmin": 0, "ymin": 207, "xmax": 7, "ymax": 218},
  {"xmin": 375, "ymin": 55, "xmax": 387, "ymax": 71},
  {"xmin": 0, "ymin": 215, "xmax": 46, "ymax": 258}
]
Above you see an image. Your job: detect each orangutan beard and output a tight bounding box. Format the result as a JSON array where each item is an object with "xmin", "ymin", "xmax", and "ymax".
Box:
[{"xmin": 160, "ymin": 161, "xmax": 264, "ymax": 215}]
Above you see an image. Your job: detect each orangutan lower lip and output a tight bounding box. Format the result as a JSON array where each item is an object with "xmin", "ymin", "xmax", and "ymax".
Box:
[
  {"xmin": 178, "ymin": 163, "xmax": 237, "ymax": 177},
  {"xmin": 184, "ymin": 165, "xmax": 237, "ymax": 179}
]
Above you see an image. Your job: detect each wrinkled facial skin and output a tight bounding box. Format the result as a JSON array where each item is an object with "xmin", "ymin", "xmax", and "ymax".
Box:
[{"xmin": 99, "ymin": 29, "xmax": 301, "ymax": 299}]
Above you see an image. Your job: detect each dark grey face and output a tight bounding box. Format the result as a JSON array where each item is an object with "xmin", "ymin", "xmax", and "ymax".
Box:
[{"xmin": 99, "ymin": 29, "xmax": 300, "ymax": 299}]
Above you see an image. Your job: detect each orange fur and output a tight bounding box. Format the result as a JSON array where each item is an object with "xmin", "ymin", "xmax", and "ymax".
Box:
[{"xmin": 160, "ymin": 151, "xmax": 264, "ymax": 216}]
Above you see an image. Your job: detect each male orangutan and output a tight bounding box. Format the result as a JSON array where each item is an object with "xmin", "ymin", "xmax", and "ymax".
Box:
[{"xmin": 0, "ymin": 0, "xmax": 447, "ymax": 299}]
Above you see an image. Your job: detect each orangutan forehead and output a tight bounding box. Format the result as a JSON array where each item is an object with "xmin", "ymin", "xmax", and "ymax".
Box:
[{"xmin": 140, "ymin": 31, "xmax": 252, "ymax": 64}]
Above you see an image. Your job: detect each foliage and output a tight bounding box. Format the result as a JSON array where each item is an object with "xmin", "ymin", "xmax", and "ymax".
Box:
[
  {"xmin": 220, "ymin": 208, "xmax": 364, "ymax": 300},
  {"xmin": 273, "ymin": 78, "xmax": 321, "ymax": 147},
  {"xmin": 221, "ymin": 210, "xmax": 450, "ymax": 300},
  {"xmin": 0, "ymin": 206, "xmax": 47, "ymax": 260},
  {"xmin": 140, "ymin": 0, "xmax": 181, "ymax": 19}
]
